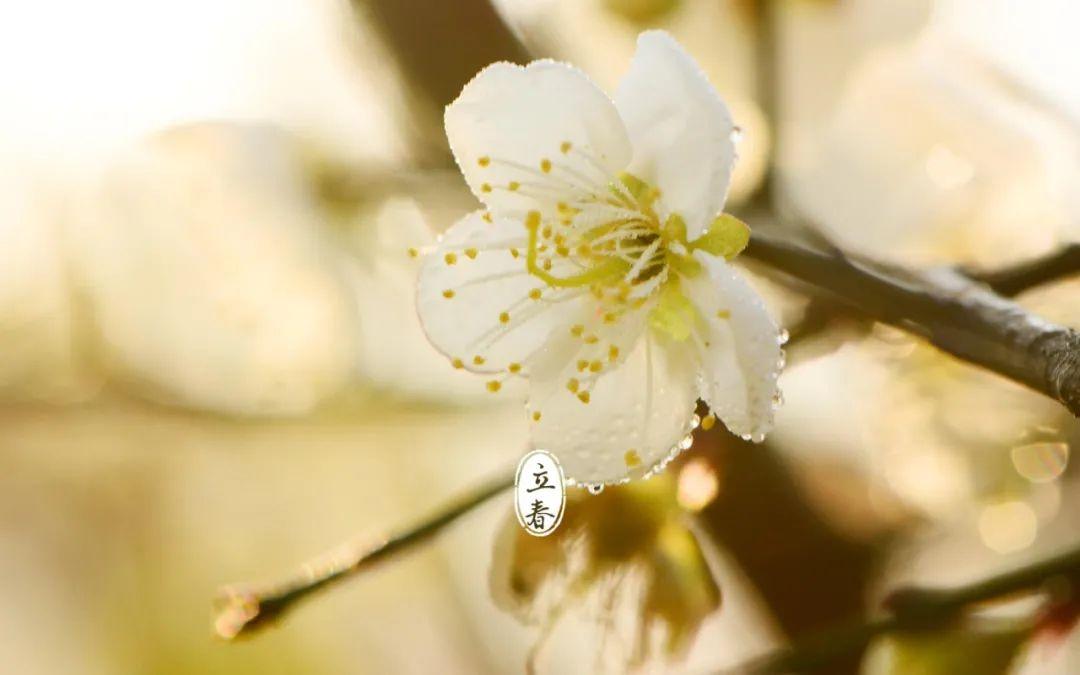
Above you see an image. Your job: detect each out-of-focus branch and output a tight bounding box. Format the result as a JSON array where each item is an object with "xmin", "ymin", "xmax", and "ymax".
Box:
[
  {"xmin": 744, "ymin": 224, "xmax": 1080, "ymax": 417},
  {"xmin": 966, "ymin": 243, "xmax": 1080, "ymax": 296},
  {"xmin": 213, "ymin": 471, "xmax": 513, "ymax": 640},
  {"xmin": 733, "ymin": 544, "xmax": 1080, "ymax": 673}
]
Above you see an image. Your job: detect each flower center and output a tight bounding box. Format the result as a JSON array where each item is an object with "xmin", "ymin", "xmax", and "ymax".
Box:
[{"xmin": 522, "ymin": 172, "xmax": 706, "ymax": 339}]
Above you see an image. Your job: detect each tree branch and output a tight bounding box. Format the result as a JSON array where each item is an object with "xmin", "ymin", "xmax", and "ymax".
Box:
[
  {"xmin": 744, "ymin": 226, "xmax": 1080, "ymax": 417},
  {"xmin": 735, "ymin": 544, "xmax": 1080, "ymax": 673},
  {"xmin": 213, "ymin": 471, "xmax": 513, "ymax": 640}
]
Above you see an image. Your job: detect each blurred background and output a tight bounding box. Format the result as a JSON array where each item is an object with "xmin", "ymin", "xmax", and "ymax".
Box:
[{"xmin": 0, "ymin": 0, "xmax": 1078, "ymax": 673}]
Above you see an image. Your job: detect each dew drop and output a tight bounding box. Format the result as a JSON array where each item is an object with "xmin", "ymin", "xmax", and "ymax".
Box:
[
  {"xmin": 778, "ymin": 329, "xmax": 790, "ymax": 345},
  {"xmin": 751, "ymin": 432, "xmax": 766, "ymax": 443},
  {"xmin": 731, "ymin": 126, "xmax": 744, "ymax": 144},
  {"xmin": 679, "ymin": 435, "xmax": 694, "ymax": 450},
  {"xmin": 586, "ymin": 483, "xmax": 605, "ymax": 495},
  {"xmin": 690, "ymin": 414, "xmax": 701, "ymax": 429},
  {"xmin": 772, "ymin": 390, "xmax": 785, "ymax": 406},
  {"xmin": 740, "ymin": 433, "xmax": 752, "ymax": 442}
]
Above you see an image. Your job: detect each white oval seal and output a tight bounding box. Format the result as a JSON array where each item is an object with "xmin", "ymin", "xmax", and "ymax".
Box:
[{"xmin": 514, "ymin": 449, "xmax": 566, "ymax": 537}]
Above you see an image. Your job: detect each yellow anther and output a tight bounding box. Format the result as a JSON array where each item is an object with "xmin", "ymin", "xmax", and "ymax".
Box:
[
  {"xmin": 478, "ymin": 156, "xmax": 491, "ymax": 167},
  {"xmin": 553, "ymin": 233, "xmax": 565, "ymax": 245},
  {"xmin": 407, "ymin": 247, "xmax": 419, "ymax": 258},
  {"xmin": 499, "ymin": 311, "xmax": 510, "ymax": 324},
  {"xmin": 508, "ymin": 362, "xmax": 522, "ymax": 374},
  {"xmin": 716, "ymin": 309, "xmax": 731, "ymax": 319},
  {"xmin": 540, "ymin": 158, "xmax": 552, "ymax": 173},
  {"xmin": 577, "ymin": 391, "xmax": 591, "ymax": 404},
  {"xmin": 451, "ymin": 358, "xmax": 464, "ymax": 369},
  {"xmin": 528, "ymin": 288, "xmax": 542, "ymax": 300},
  {"xmin": 589, "ymin": 360, "xmax": 602, "ymax": 373},
  {"xmin": 442, "ymin": 289, "xmax": 455, "ymax": 299},
  {"xmin": 624, "ymin": 450, "xmax": 641, "ymax": 468},
  {"xmin": 473, "ymin": 355, "xmax": 486, "ymax": 365},
  {"xmin": 508, "ymin": 181, "xmax": 520, "ymax": 192},
  {"xmin": 567, "ymin": 378, "xmax": 580, "ymax": 393},
  {"xmin": 577, "ymin": 244, "xmax": 591, "ymax": 257},
  {"xmin": 577, "ymin": 359, "xmax": 589, "ymax": 372},
  {"xmin": 608, "ymin": 345, "xmax": 620, "ymax": 361},
  {"xmin": 482, "ymin": 212, "xmax": 493, "ymax": 223},
  {"xmin": 557, "ymin": 202, "xmax": 570, "ymax": 212},
  {"xmin": 560, "ymin": 141, "xmax": 572, "ymax": 154},
  {"xmin": 603, "ymin": 312, "xmax": 617, "ymax": 324},
  {"xmin": 701, "ymin": 414, "xmax": 717, "ymax": 431},
  {"xmin": 556, "ymin": 245, "xmax": 569, "ymax": 257},
  {"xmin": 481, "ymin": 183, "xmax": 492, "ymax": 193},
  {"xmin": 444, "ymin": 252, "xmax": 457, "ymax": 265},
  {"xmin": 570, "ymin": 324, "xmax": 585, "ymax": 337},
  {"xmin": 532, "ymin": 411, "xmax": 542, "ymax": 422},
  {"xmin": 465, "ymin": 248, "xmax": 478, "ymax": 259},
  {"xmin": 525, "ymin": 210, "xmax": 541, "ymax": 230},
  {"xmin": 486, "ymin": 380, "xmax": 502, "ymax": 392},
  {"xmin": 584, "ymin": 334, "xmax": 599, "ymax": 344},
  {"xmin": 510, "ymin": 248, "xmax": 520, "ymax": 259},
  {"xmin": 542, "ymin": 259, "xmax": 552, "ymax": 271},
  {"xmin": 541, "ymin": 225, "xmax": 552, "ymax": 239}
]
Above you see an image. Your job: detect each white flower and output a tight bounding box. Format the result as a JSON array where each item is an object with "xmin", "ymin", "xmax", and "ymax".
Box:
[{"xmin": 417, "ymin": 31, "xmax": 784, "ymax": 484}]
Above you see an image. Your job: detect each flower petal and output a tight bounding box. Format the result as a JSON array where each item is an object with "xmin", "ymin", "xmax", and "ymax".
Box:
[
  {"xmin": 685, "ymin": 251, "xmax": 782, "ymax": 438},
  {"xmin": 446, "ymin": 60, "xmax": 632, "ymax": 218},
  {"xmin": 528, "ymin": 326, "xmax": 698, "ymax": 484},
  {"xmin": 614, "ymin": 30, "xmax": 737, "ymax": 240},
  {"xmin": 417, "ymin": 211, "xmax": 572, "ymax": 374}
]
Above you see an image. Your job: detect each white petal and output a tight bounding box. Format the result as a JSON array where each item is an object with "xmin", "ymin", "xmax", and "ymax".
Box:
[
  {"xmin": 686, "ymin": 251, "xmax": 782, "ymax": 438},
  {"xmin": 417, "ymin": 211, "xmax": 572, "ymax": 374},
  {"xmin": 614, "ymin": 30, "xmax": 737, "ymax": 239},
  {"xmin": 445, "ymin": 60, "xmax": 632, "ymax": 218},
  {"xmin": 528, "ymin": 327, "xmax": 698, "ymax": 484}
]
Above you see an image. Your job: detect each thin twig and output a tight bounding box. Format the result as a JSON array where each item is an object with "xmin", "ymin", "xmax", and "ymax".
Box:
[
  {"xmin": 213, "ymin": 470, "xmax": 513, "ymax": 639},
  {"xmin": 966, "ymin": 243, "xmax": 1080, "ymax": 296},
  {"xmin": 734, "ymin": 545, "xmax": 1080, "ymax": 673}
]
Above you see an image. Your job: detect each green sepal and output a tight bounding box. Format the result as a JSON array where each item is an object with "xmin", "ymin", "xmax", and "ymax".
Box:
[{"xmin": 690, "ymin": 213, "xmax": 750, "ymax": 260}]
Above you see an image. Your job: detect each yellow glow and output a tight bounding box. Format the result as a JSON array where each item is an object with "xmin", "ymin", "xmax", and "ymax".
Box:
[
  {"xmin": 677, "ymin": 458, "xmax": 719, "ymax": 512},
  {"xmin": 978, "ymin": 501, "xmax": 1037, "ymax": 554}
]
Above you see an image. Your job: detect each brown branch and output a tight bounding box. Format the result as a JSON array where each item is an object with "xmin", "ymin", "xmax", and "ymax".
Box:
[
  {"xmin": 734, "ymin": 544, "xmax": 1080, "ymax": 673},
  {"xmin": 744, "ymin": 226, "xmax": 1080, "ymax": 417},
  {"xmin": 213, "ymin": 471, "xmax": 513, "ymax": 640}
]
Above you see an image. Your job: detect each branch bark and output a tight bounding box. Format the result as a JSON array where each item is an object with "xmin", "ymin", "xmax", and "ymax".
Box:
[{"xmin": 744, "ymin": 226, "xmax": 1080, "ymax": 417}]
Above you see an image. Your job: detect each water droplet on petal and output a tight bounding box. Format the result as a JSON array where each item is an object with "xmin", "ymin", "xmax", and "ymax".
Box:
[
  {"xmin": 690, "ymin": 414, "xmax": 701, "ymax": 429},
  {"xmin": 586, "ymin": 483, "xmax": 605, "ymax": 495},
  {"xmin": 731, "ymin": 126, "xmax": 744, "ymax": 144},
  {"xmin": 679, "ymin": 435, "xmax": 694, "ymax": 450},
  {"xmin": 778, "ymin": 329, "xmax": 790, "ymax": 345},
  {"xmin": 751, "ymin": 432, "xmax": 766, "ymax": 443},
  {"xmin": 740, "ymin": 433, "xmax": 752, "ymax": 442}
]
